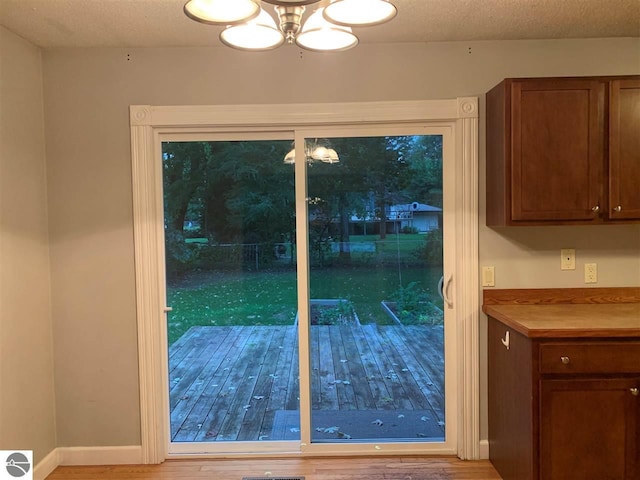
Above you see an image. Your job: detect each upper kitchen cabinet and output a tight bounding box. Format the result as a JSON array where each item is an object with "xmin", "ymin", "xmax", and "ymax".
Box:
[
  {"xmin": 486, "ymin": 76, "xmax": 640, "ymax": 226},
  {"xmin": 609, "ymin": 79, "xmax": 640, "ymax": 221}
]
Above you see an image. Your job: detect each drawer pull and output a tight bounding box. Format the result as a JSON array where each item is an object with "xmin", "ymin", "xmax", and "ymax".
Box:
[
  {"xmin": 560, "ymin": 356, "xmax": 570, "ymax": 365},
  {"xmin": 501, "ymin": 331, "xmax": 510, "ymax": 350},
  {"xmin": 631, "ymin": 388, "xmax": 639, "ymax": 397}
]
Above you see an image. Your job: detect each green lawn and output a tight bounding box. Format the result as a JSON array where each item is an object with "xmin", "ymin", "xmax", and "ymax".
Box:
[{"xmin": 166, "ymin": 265, "xmax": 443, "ymax": 345}]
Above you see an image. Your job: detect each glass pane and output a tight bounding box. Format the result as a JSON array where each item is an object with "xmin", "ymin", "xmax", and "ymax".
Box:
[
  {"xmin": 162, "ymin": 140, "xmax": 300, "ymax": 443},
  {"xmin": 306, "ymin": 135, "xmax": 445, "ymax": 442}
]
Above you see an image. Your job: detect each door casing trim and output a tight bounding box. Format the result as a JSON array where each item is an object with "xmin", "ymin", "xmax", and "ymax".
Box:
[{"xmin": 130, "ymin": 98, "xmax": 479, "ymax": 463}]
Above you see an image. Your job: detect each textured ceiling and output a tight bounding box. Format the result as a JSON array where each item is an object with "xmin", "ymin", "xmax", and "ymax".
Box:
[{"xmin": 1, "ymin": 0, "xmax": 639, "ymax": 49}]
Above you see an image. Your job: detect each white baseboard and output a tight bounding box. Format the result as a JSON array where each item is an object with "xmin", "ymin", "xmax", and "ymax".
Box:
[
  {"xmin": 59, "ymin": 445, "xmax": 143, "ymax": 465},
  {"xmin": 33, "ymin": 445, "xmax": 143, "ymax": 478},
  {"xmin": 479, "ymin": 439, "xmax": 489, "ymax": 459},
  {"xmin": 34, "ymin": 448, "xmax": 59, "ymax": 480}
]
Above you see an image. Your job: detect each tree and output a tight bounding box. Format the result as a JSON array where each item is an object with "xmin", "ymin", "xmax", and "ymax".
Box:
[
  {"xmin": 401, "ymin": 135, "xmax": 443, "ymax": 208},
  {"xmin": 163, "ymin": 141, "xmax": 210, "ymax": 233}
]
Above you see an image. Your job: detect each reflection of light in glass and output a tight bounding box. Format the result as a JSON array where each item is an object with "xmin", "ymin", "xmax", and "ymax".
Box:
[{"xmin": 284, "ymin": 143, "xmax": 340, "ymax": 164}]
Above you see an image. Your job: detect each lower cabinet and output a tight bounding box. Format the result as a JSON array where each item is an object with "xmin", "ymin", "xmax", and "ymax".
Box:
[
  {"xmin": 488, "ymin": 317, "xmax": 640, "ymax": 480},
  {"xmin": 540, "ymin": 378, "xmax": 639, "ymax": 480}
]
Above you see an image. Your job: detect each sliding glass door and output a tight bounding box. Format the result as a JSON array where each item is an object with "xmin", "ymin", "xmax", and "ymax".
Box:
[
  {"xmin": 163, "ymin": 137, "xmax": 301, "ymax": 449},
  {"xmin": 162, "ymin": 126, "xmax": 455, "ymax": 455},
  {"xmin": 303, "ymin": 134, "xmax": 446, "ymax": 444}
]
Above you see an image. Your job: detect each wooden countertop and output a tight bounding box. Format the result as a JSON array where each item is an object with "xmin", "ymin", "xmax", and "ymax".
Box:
[
  {"xmin": 483, "ymin": 303, "xmax": 640, "ymax": 338},
  {"xmin": 483, "ymin": 287, "xmax": 640, "ymax": 338}
]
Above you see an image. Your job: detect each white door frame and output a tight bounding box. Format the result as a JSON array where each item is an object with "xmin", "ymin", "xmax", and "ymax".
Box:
[{"xmin": 129, "ymin": 98, "xmax": 479, "ymax": 463}]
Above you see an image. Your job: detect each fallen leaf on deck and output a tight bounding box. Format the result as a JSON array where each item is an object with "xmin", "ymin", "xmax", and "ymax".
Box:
[{"xmin": 322, "ymin": 426, "xmax": 340, "ymax": 434}]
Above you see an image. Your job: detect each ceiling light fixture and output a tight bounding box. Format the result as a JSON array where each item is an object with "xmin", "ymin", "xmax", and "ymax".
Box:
[{"xmin": 184, "ymin": 0, "xmax": 397, "ymax": 52}]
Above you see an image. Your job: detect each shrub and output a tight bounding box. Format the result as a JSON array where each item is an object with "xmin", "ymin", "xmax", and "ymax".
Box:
[
  {"xmin": 390, "ymin": 282, "xmax": 442, "ymax": 326},
  {"xmin": 412, "ymin": 230, "xmax": 443, "ymax": 265}
]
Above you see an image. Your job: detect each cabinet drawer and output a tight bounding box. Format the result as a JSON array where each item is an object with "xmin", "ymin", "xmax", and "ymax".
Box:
[{"xmin": 539, "ymin": 342, "xmax": 640, "ymax": 374}]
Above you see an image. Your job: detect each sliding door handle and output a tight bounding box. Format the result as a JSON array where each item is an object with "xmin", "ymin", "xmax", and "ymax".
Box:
[{"xmin": 439, "ymin": 274, "xmax": 453, "ymax": 308}]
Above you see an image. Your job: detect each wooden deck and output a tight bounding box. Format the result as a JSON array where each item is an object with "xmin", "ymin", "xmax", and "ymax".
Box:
[{"xmin": 169, "ymin": 324, "xmax": 444, "ymax": 442}]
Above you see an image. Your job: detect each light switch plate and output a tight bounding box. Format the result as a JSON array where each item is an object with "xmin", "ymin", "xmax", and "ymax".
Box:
[{"xmin": 482, "ymin": 266, "xmax": 495, "ymax": 287}]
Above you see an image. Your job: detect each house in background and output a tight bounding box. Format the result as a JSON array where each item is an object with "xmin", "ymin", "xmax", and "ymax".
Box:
[
  {"xmin": 348, "ymin": 199, "xmax": 442, "ymax": 235},
  {"xmin": 388, "ymin": 202, "xmax": 442, "ymax": 232},
  {"xmin": 1, "ymin": 1, "xmax": 639, "ymax": 478}
]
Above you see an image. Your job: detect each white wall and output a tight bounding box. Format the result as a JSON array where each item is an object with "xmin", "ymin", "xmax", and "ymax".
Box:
[
  {"xmin": 40, "ymin": 37, "xmax": 640, "ymax": 448},
  {"xmin": 0, "ymin": 26, "xmax": 57, "ymax": 464}
]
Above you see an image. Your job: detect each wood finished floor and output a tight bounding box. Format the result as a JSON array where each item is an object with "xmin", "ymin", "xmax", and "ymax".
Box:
[
  {"xmin": 46, "ymin": 456, "xmax": 502, "ymax": 479},
  {"xmin": 170, "ymin": 324, "xmax": 445, "ymax": 442}
]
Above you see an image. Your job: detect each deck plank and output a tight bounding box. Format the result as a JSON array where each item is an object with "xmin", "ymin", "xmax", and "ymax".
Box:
[
  {"xmin": 172, "ymin": 326, "xmax": 256, "ymax": 441},
  {"xmin": 359, "ymin": 324, "xmax": 415, "ymax": 410},
  {"xmin": 205, "ymin": 326, "xmax": 275, "ymax": 441},
  {"xmin": 262, "ymin": 325, "xmax": 299, "ymax": 437},
  {"xmin": 327, "ymin": 325, "xmax": 358, "ymax": 410},
  {"xmin": 237, "ymin": 326, "xmax": 288, "ymax": 441},
  {"xmin": 372, "ymin": 326, "xmax": 430, "ymax": 410},
  {"xmin": 381, "ymin": 326, "xmax": 444, "ymax": 421},
  {"xmin": 314, "ymin": 326, "xmax": 340, "ymax": 411},
  {"xmin": 339, "ymin": 325, "xmax": 377, "ymax": 410},
  {"xmin": 168, "ymin": 324, "xmax": 444, "ymax": 442},
  {"xmin": 170, "ymin": 326, "xmax": 245, "ymax": 434},
  {"xmin": 401, "ymin": 326, "xmax": 446, "ymax": 398},
  {"xmin": 349, "ymin": 324, "xmax": 395, "ymax": 409},
  {"xmin": 169, "ymin": 328, "xmax": 230, "ymax": 400}
]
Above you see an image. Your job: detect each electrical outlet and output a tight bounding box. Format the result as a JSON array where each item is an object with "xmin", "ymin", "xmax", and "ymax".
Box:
[
  {"xmin": 585, "ymin": 263, "xmax": 597, "ymax": 283},
  {"xmin": 482, "ymin": 266, "xmax": 495, "ymax": 287},
  {"xmin": 561, "ymin": 249, "xmax": 576, "ymax": 270}
]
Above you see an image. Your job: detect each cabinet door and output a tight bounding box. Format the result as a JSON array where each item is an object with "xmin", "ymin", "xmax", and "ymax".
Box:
[
  {"xmin": 510, "ymin": 79, "xmax": 604, "ymax": 222},
  {"xmin": 540, "ymin": 377, "xmax": 639, "ymax": 480},
  {"xmin": 609, "ymin": 79, "xmax": 640, "ymax": 220},
  {"xmin": 487, "ymin": 318, "xmax": 535, "ymax": 480}
]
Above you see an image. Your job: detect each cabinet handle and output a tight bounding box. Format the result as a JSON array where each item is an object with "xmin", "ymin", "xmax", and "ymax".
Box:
[
  {"xmin": 631, "ymin": 388, "xmax": 639, "ymax": 397},
  {"xmin": 501, "ymin": 331, "xmax": 510, "ymax": 350},
  {"xmin": 613, "ymin": 205, "xmax": 622, "ymax": 213},
  {"xmin": 560, "ymin": 356, "xmax": 570, "ymax": 365},
  {"xmin": 591, "ymin": 205, "xmax": 600, "ymax": 213}
]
